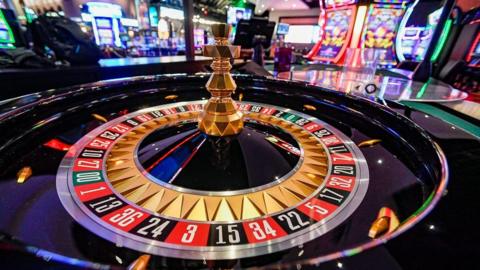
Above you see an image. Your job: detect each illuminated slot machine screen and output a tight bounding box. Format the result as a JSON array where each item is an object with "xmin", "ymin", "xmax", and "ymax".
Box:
[
  {"xmin": 227, "ymin": 7, "xmax": 252, "ymax": 41},
  {"xmin": 428, "ymin": 7, "xmax": 442, "ymax": 26},
  {"xmin": 96, "ymin": 17, "xmax": 112, "ymax": 29},
  {"xmin": 194, "ymin": 29, "xmax": 205, "ymax": 48},
  {"xmin": 0, "ymin": 29, "xmax": 8, "ymax": 40},
  {"xmin": 0, "ymin": 9, "xmax": 15, "ymax": 49},
  {"xmin": 284, "ymin": 25, "xmax": 320, "ymax": 44},
  {"xmin": 95, "ymin": 17, "xmax": 114, "ymax": 45},
  {"xmin": 316, "ymin": 7, "xmax": 355, "ymax": 62},
  {"xmin": 0, "ymin": 26, "xmax": 9, "ymax": 41},
  {"xmin": 227, "ymin": 7, "xmax": 252, "ymax": 25},
  {"xmin": 415, "ymin": 29, "xmax": 432, "ymax": 60},
  {"xmin": 401, "ymin": 27, "xmax": 421, "ymax": 60},
  {"xmin": 277, "ymin": 23, "xmax": 289, "ymax": 35},
  {"xmin": 98, "ymin": 29, "xmax": 114, "ymax": 45},
  {"xmin": 362, "ymin": 5, "xmax": 405, "ymax": 66},
  {"xmin": 415, "ymin": 7, "xmax": 442, "ymax": 60}
]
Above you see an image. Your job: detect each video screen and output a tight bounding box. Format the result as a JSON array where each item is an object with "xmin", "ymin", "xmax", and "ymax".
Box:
[
  {"xmin": 362, "ymin": 6, "xmax": 404, "ymax": 65},
  {"xmin": 98, "ymin": 29, "xmax": 113, "ymax": 38},
  {"xmin": 404, "ymin": 28, "xmax": 419, "ymax": 38},
  {"xmin": 95, "ymin": 18, "xmax": 112, "ymax": 29},
  {"xmin": 227, "ymin": 7, "xmax": 252, "ymax": 25},
  {"xmin": 99, "ymin": 37, "xmax": 114, "ymax": 45},
  {"xmin": 277, "ymin": 23, "xmax": 289, "ymax": 35},
  {"xmin": 419, "ymin": 29, "xmax": 432, "ymax": 39},
  {"xmin": 194, "ymin": 28, "xmax": 205, "ymax": 47},
  {"xmin": 284, "ymin": 25, "xmax": 320, "ymax": 44},
  {"xmin": 0, "ymin": 30, "xmax": 10, "ymax": 41},
  {"xmin": 149, "ymin": 6, "xmax": 158, "ymax": 27},
  {"xmin": 428, "ymin": 8, "xmax": 443, "ymax": 26},
  {"xmin": 317, "ymin": 8, "xmax": 354, "ymax": 59}
]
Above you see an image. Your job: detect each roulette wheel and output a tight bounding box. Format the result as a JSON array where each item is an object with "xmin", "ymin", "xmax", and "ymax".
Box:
[{"xmin": 0, "ymin": 25, "xmax": 478, "ymax": 269}]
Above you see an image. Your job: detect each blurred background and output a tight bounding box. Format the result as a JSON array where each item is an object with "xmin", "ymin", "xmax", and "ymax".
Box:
[{"xmin": 1, "ymin": 0, "xmax": 480, "ymax": 104}]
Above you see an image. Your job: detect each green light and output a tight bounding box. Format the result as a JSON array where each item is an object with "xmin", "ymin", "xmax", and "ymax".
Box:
[
  {"xmin": 232, "ymin": 0, "xmax": 246, "ymax": 8},
  {"xmin": 431, "ymin": 19, "xmax": 452, "ymax": 62},
  {"xmin": 416, "ymin": 78, "xmax": 432, "ymax": 99}
]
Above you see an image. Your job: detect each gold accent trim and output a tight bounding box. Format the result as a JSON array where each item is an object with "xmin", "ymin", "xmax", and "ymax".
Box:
[
  {"xmin": 17, "ymin": 166, "xmax": 32, "ymax": 184},
  {"xmin": 127, "ymin": 254, "xmax": 150, "ymax": 270},
  {"xmin": 368, "ymin": 207, "xmax": 400, "ymax": 238},
  {"xmin": 92, "ymin": 113, "xmax": 108, "ymax": 123},
  {"xmin": 303, "ymin": 104, "xmax": 317, "ymax": 111},
  {"xmin": 358, "ymin": 139, "xmax": 382, "ymax": 148},
  {"xmin": 164, "ymin": 95, "xmax": 178, "ymax": 100},
  {"xmin": 106, "ymin": 112, "xmax": 329, "ymax": 222}
]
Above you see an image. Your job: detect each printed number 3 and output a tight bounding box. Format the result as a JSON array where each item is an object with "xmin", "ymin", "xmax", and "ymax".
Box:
[{"xmin": 181, "ymin": 224, "xmax": 198, "ymax": 243}]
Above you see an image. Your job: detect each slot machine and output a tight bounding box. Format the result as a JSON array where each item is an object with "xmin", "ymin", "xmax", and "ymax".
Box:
[
  {"xmin": 360, "ymin": 0, "xmax": 413, "ymax": 67},
  {"xmin": 0, "ymin": 8, "xmax": 17, "ymax": 49},
  {"xmin": 307, "ymin": 0, "xmax": 359, "ymax": 64}
]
